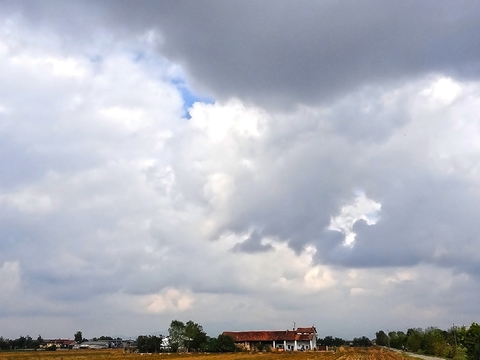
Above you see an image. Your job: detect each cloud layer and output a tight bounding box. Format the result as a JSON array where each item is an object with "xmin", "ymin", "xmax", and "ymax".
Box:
[{"xmin": 1, "ymin": 1, "xmax": 480, "ymax": 340}]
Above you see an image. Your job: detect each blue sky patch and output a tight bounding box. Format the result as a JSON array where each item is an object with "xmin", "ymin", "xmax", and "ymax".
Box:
[{"xmin": 175, "ymin": 82, "xmax": 214, "ymax": 119}]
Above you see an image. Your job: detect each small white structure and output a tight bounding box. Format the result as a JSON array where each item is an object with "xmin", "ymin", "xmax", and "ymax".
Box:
[{"xmin": 73, "ymin": 340, "xmax": 110, "ymax": 349}]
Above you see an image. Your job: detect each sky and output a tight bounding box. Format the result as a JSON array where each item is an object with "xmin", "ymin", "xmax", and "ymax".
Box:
[{"xmin": 1, "ymin": 0, "xmax": 480, "ymax": 341}]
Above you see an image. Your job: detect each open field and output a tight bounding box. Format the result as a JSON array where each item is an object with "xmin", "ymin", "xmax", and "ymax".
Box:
[{"xmin": 0, "ymin": 348, "xmax": 408, "ymax": 360}]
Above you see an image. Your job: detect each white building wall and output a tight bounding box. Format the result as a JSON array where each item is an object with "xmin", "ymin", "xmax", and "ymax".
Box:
[{"xmin": 296, "ymin": 341, "xmax": 311, "ymax": 350}]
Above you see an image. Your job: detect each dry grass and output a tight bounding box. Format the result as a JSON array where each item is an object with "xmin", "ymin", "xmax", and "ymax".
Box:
[{"xmin": 0, "ymin": 347, "xmax": 406, "ymax": 360}]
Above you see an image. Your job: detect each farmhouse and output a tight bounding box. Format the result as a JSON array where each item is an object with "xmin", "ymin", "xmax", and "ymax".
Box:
[{"xmin": 223, "ymin": 326, "xmax": 317, "ymax": 351}]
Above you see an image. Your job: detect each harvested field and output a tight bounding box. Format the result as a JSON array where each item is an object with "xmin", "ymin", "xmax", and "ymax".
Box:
[{"xmin": 0, "ymin": 348, "xmax": 407, "ymax": 360}]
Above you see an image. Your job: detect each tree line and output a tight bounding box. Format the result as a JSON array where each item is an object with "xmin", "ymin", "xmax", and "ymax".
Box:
[
  {"xmin": 0, "ymin": 332, "xmax": 121, "ymax": 351},
  {"xmin": 376, "ymin": 323, "xmax": 480, "ymax": 360},
  {"xmin": 136, "ymin": 319, "xmax": 237, "ymax": 353},
  {"xmin": 0, "ymin": 321, "xmax": 235, "ymax": 353},
  {"xmin": 0, "ymin": 335, "xmax": 46, "ymax": 351},
  {"xmin": 317, "ymin": 335, "xmax": 372, "ymax": 347}
]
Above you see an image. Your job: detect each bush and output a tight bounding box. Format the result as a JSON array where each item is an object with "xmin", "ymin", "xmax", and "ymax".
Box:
[
  {"xmin": 201, "ymin": 334, "xmax": 237, "ymax": 353},
  {"xmin": 453, "ymin": 346, "xmax": 468, "ymax": 360}
]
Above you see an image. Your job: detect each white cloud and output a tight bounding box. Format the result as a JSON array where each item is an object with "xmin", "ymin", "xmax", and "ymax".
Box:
[
  {"xmin": 350, "ymin": 287, "xmax": 366, "ymax": 296},
  {"xmin": 420, "ymin": 77, "xmax": 462, "ymax": 106},
  {"xmin": 189, "ymin": 100, "xmax": 264, "ymax": 141},
  {"xmin": 0, "ymin": 189, "xmax": 57, "ymax": 214},
  {"xmin": 144, "ymin": 289, "xmax": 194, "ymax": 314},
  {"xmin": 304, "ymin": 265, "xmax": 337, "ymax": 291},
  {"xmin": 328, "ymin": 192, "xmax": 381, "ymax": 246},
  {"xmin": 11, "ymin": 55, "xmax": 87, "ymax": 78}
]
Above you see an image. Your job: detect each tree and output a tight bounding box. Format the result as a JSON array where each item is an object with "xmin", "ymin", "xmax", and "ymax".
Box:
[
  {"xmin": 184, "ymin": 320, "xmax": 207, "ymax": 351},
  {"xmin": 168, "ymin": 320, "xmax": 186, "ymax": 352},
  {"xmin": 93, "ymin": 336, "xmax": 113, "ymax": 341},
  {"xmin": 396, "ymin": 331, "xmax": 407, "ymax": 349},
  {"xmin": 422, "ymin": 327, "xmax": 447, "ymax": 356},
  {"xmin": 406, "ymin": 328, "xmax": 424, "ymax": 352},
  {"xmin": 318, "ymin": 335, "xmax": 347, "ymax": 347},
  {"xmin": 137, "ymin": 335, "xmax": 163, "ymax": 353},
  {"xmin": 11, "ymin": 336, "xmax": 27, "ymax": 349},
  {"xmin": 31, "ymin": 335, "xmax": 43, "ymax": 350},
  {"xmin": 215, "ymin": 335, "xmax": 236, "ymax": 353},
  {"xmin": 0, "ymin": 337, "xmax": 10, "ymax": 350},
  {"xmin": 376, "ymin": 331, "xmax": 389, "ymax": 347},
  {"xmin": 74, "ymin": 331, "xmax": 83, "ymax": 343},
  {"xmin": 459, "ymin": 323, "xmax": 480, "ymax": 360},
  {"xmin": 319, "ymin": 335, "xmax": 334, "ymax": 346},
  {"xmin": 24, "ymin": 335, "xmax": 33, "ymax": 348},
  {"xmin": 387, "ymin": 331, "xmax": 407, "ymax": 350},
  {"xmin": 201, "ymin": 337, "xmax": 218, "ymax": 352},
  {"xmin": 353, "ymin": 336, "xmax": 372, "ymax": 347},
  {"xmin": 201, "ymin": 334, "xmax": 237, "ymax": 353}
]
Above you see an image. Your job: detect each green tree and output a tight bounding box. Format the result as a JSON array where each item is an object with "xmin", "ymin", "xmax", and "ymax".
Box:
[
  {"xmin": 459, "ymin": 323, "xmax": 480, "ymax": 360},
  {"xmin": 318, "ymin": 335, "xmax": 347, "ymax": 347},
  {"xmin": 168, "ymin": 320, "xmax": 186, "ymax": 352},
  {"xmin": 11, "ymin": 336, "xmax": 27, "ymax": 349},
  {"xmin": 376, "ymin": 331, "xmax": 389, "ymax": 346},
  {"xmin": 74, "ymin": 331, "xmax": 83, "ymax": 343},
  {"xmin": 318, "ymin": 335, "xmax": 332, "ymax": 346},
  {"xmin": 406, "ymin": 328, "xmax": 424, "ymax": 352},
  {"xmin": 390, "ymin": 331, "xmax": 407, "ymax": 350},
  {"xmin": 184, "ymin": 320, "xmax": 207, "ymax": 351},
  {"xmin": 457, "ymin": 325, "xmax": 467, "ymax": 343},
  {"xmin": 25, "ymin": 335, "xmax": 33, "ymax": 348},
  {"xmin": 96, "ymin": 336, "xmax": 113, "ymax": 341},
  {"xmin": 30, "ymin": 335, "xmax": 43, "ymax": 350},
  {"xmin": 137, "ymin": 335, "xmax": 163, "ymax": 353},
  {"xmin": 353, "ymin": 336, "xmax": 372, "ymax": 347},
  {"xmin": 200, "ymin": 334, "xmax": 237, "ymax": 353},
  {"xmin": 0, "ymin": 337, "xmax": 10, "ymax": 350},
  {"xmin": 422, "ymin": 327, "xmax": 448, "ymax": 356}
]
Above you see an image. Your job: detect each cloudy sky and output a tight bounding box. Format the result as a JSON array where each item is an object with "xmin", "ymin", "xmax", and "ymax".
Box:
[{"xmin": 1, "ymin": 0, "xmax": 480, "ymax": 340}]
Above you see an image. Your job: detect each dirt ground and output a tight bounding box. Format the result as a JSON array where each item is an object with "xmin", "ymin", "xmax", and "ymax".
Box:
[{"xmin": 0, "ymin": 347, "xmax": 408, "ymax": 360}]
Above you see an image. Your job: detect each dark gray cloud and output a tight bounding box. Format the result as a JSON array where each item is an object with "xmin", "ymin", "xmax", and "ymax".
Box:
[
  {"xmin": 232, "ymin": 231, "xmax": 273, "ymax": 253},
  {"xmin": 133, "ymin": 1, "xmax": 480, "ymax": 107},
  {"xmin": 3, "ymin": 1, "xmax": 480, "ymax": 108},
  {"xmin": 349, "ymin": 174, "xmax": 480, "ymax": 272}
]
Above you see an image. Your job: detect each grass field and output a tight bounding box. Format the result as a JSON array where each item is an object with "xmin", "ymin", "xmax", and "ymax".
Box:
[{"xmin": 0, "ymin": 347, "xmax": 408, "ymax": 360}]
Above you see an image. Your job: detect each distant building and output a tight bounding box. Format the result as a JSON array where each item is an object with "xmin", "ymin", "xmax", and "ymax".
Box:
[
  {"xmin": 223, "ymin": 326, "xmax": 317, "ymax": 351},
  {"xmin": 73, "ymin": 340, "xmax": 110, "ymax": 349},
  {"xmin": 161, "ymin": 337, "xmax": 170, "ymax": 352},
  {"xmin": 43, "ymin": 339, "xmax": 76, "ymax": 349}
]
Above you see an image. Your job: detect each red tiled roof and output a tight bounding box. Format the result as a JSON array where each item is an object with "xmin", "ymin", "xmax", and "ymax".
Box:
[
  {"xmin": 223, "ymin": 330, "xmax": 314, "ymax": 342},
  {"xmin": 296, "ymin": 327, "xmax": 316, "ymax": 334}
]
